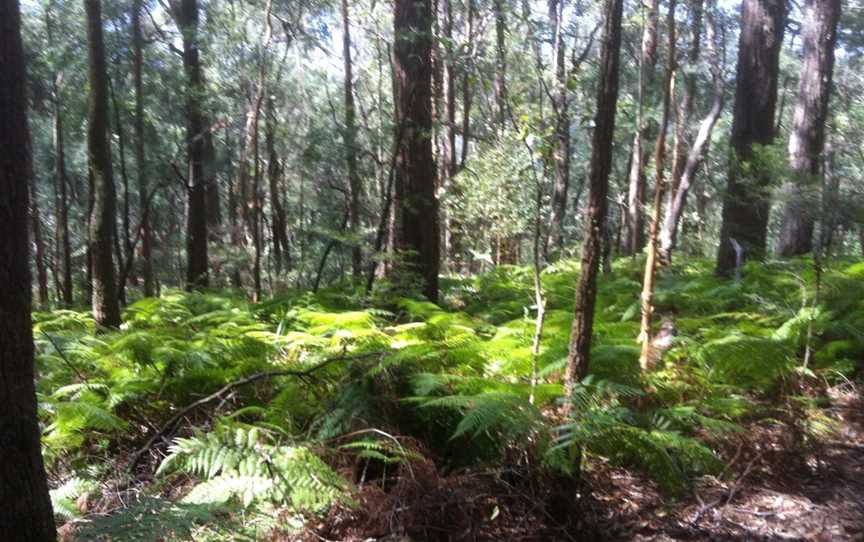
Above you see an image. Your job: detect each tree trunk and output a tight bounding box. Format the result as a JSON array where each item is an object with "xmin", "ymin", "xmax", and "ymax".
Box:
[
  {"xmin": 30, "ymin": 174, "xmax": 49, "ymax": 309},
  {"xmin": 341, "ymin": 0, "xmax": 363, "ymax": 280},
  {"xmin": 667, "ymin": 0, "xmax": 703, "ymax": 215},
  {"xmin": 659, "ymin": 0, "xmax": 724, "ymax": 260},
  {"xmin": 53, "ymin": 89, "xmax": 74, "ymax": 306},
  {"xmin": 458, "ymin": 0, "xmax": 475, "ymax": 171},
  {"xmin": 0, "ymin": 1, "xmax": 59, "ymax": 537},
  {"xmin": 563, "ymin": 0, "xmax": 624, "ymax": 403},
  {"xmin": 777, "ymin": 0, "xmax": 841, "ymax": 256},
  {"xmin": 638, "ymin": 0, "xmax": 676, "ymax": 371},
  {"xmin": 174, "ymin": 0, "xmax": 209, "ymax": 290},
  {"xmin": 109, "ymin": 77, "xmax": 132, "ymax": 305},
  {"xmin": 85, "ymin": 0, "xmax": 121, "ymax": 329},
  {"xmin": 266, "ymin": 98, "xmax": 290, "ymax": 275},
  {"xmin": 132, "ymin": 0, "xmax": 154, "ymax": 297},
  {"xmin": 715, "ymin": 0, "xmax": 786, "ymax": 277},
  {"xmin": 393, "ymin": 0, "xmax": 440, "ymax": 302},
  {"xmin": 493, "ymin": 0, "xmax": 508, "ymax": 135},
  {"xmin": 623, "ymin": 0, "xmax": 659, "ymax": 256},
  {"xmin": 545, "ymin": 0, "xmax": 571, "ymax": 260}
]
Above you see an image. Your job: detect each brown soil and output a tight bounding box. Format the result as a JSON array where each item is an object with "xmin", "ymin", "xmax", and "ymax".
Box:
[{"xmin": 302, "ymin": 383, "xmax": 864, "ymax": 541}]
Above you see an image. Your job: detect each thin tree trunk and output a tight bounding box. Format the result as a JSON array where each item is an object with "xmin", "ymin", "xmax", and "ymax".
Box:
[
  {"xmin": 777, "ymin": 0, "xmax": 841, "ymax": 256},
  {"xmin": 493, "ymin": 0, "xmax": 508, "ymax": 136},
  {"xmin": 341, "ymin": 0, "xmax": 363, "ymax": 280},
  {"xmin": 174, "ymin": 0, "xmax": 209, "ymax": 290},
  {"xmin": 109, "ymin": 77, "xmax": 132, "ymax": 305},
  {"xmin": 545, "ymin": 0, "xmax": 571, "ymax": 260},
  {"xmin": 638, "ymin": 0, "xmax": 676, "ymax": 371},
  {"xmin": 659, "ymin": 0, "xmax": 724, "ymax": 260},
  {"xmin": 624, "ymin": 0, "xmax": 659, "ymax": 256},
  {"xmin": 85, "ymin": 0, "xmax": 121, "ymax": 329},
  {"xmin": 563, "ymin": 0, "xmax": 624, "ymax": 403},
  {"xmin": 715, "ymin": 0, "xmax": 786, "ymax": 276},
  {"xmin": 394, "ymin": 0, "xmax": 439, "ymax": 302},
  {"xmin": 30, "ymin": 174, "xmax": 50, "ymax": 309},
  {"xmin": 53, "ymin": 89, "xmax": 73, "ymax": 306},
  {"xmin": 132, "ymin": 0, "xmax": 154, "ymax": 297},
  {"xmin": 266, "ymin": 98, "xmax": 290, "ymax": 275},
  {"xmin": 458, "ymin": 0, "xmax": 476, "ymax": 171},
  {"xmin": 667, "ymin": 0, "xmax": 702, "ymax": 215}
]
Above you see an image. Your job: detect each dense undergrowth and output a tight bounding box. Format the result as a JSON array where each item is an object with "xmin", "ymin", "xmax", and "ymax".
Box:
[{"xmin": 36, "ymin": 257, "xmax": 863, "ymax": 540}]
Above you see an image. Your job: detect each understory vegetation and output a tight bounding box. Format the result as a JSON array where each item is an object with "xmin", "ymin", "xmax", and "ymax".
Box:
[{"xmin": 39, "ymin": 256, "xmax": 863, "ymax": 540}]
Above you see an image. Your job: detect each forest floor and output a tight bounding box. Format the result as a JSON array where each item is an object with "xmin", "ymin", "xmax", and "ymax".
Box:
[
  {"xmin": 47, "ymin": 258, "xmax": 864, "ymax": 542},
  {"xmin": 587, "ymin": 381, "xmax": 864, "ymax": 542},
  {"xmin": 301, "ymin": 380, "xmax": 864, "ymax": 542}
]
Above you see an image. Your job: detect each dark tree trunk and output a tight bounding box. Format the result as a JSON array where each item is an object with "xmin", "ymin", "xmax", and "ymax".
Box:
[
  {"xmin": 132, "ymin": 0, "xmax": 154, "ymax": 297},
  {"xmin": 777, "ymin": 0, "xmax": 841, "ymax": 256},
  {"xmin": 85, "ymin": 0, "xmax": 121, "ymax": 328},
  {"xmin": 623, "ymin": 0, "xmax": 659, "ymax": 256},
  {"xmin": 563, "ymin": 0, "xmax": 624, "ymax": 402},
  {"xmin": 545, "ymin": 0, "xmax": 571, "ymax": 260},
  {"xmin": 459, "ymin": 0, "xmax": 475, "ymax": 171},
  {"xmin": 30, "ymin": 175, "xmax": 49, "ymax": 309},
  {"xmin": 341, "ymin": 0, "xmax": 363, "ymax": 280},
  {"xmin": 393, "ymin": 0, "xmax": 440, "ymax": 302},
  {"xmin": 174, "ymin": 0, "xmax": 209, "ymax": 290},
  {"xmin": 109, "ymin": 77, "xmax": 132, "ymax": 305},
  {"xmin": 53, "ymin": 91, "xmax": 73, "ymax": 306},
  {"xmin": 266, "ymin": 99, "xmax": 290, "ymax": 275},
  {"xmin": 715, "ymin": 0, "xmax": 786, "ymax": 277},
  {"xmin": 0, "ymin": 1, "xmax": 59, "ymax": 537},
  {"xmin": 493, "ymin": 0, "xmax": 508, "ymax": 135}
]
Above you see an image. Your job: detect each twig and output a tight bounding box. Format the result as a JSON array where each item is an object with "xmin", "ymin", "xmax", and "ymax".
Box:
[
  {"xmin": 690, "ymin": 451, "xmax": 762, "ymax": 526},
  {"xmin": 40, "ymin": 330, "xmax": 86, "ymax": 381},
  {"xmin": 126, "ymin": 351, "xmax": 384, "ymax": 476}
]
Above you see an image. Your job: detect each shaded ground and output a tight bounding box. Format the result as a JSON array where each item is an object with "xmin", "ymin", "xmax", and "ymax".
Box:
[{"xmin": 306, "ymin": 381, "xmax": 864, "ymax": 542}]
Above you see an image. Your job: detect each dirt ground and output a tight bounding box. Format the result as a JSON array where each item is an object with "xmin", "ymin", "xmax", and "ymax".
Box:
[{"xmin": 308, "ymin": 382, "xmax": 864, "ymax": 542}]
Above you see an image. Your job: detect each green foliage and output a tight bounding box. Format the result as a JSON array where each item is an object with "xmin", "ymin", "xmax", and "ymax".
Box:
[
  {"xmin": 157, "ymin": 422, "xmax": 348, "ymax": 511},
  {"xmin": 35, "ymin": 256, "xmax": 864, "ymax": 539}
]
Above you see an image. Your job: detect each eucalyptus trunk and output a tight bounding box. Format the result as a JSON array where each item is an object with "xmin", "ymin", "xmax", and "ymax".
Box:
[
  {"xmin": 715, "ymin": 0, "xmax": 786, "ymax": 277},
  {"xmin": 777, "ymin": 0, "xmax": 841, "ymax": 256}
]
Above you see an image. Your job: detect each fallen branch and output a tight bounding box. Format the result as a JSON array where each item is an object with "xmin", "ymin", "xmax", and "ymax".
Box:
[
  {"xmin": 126, "ymin": 350, "xmax": 384, "ymax": 476},
  {"xmin": 690, "ymin": 450, "xmax": 762, "ymax": 526}
]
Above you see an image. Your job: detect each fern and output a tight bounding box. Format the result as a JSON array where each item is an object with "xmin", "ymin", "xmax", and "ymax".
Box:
[{"xmin": 157, "ymin": 422, "xmax": 348, "ymax": 511}]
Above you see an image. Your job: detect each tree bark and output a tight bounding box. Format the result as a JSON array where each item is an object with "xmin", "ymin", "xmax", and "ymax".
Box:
[
  {"xmin": 777, "ymin": 0, "xmax": 841, "ymax": 256},
  {"xmin": 715, "ymin": 0, "xmax": 786, "ymax": 277},
  {"xmin": 393, "ymin": 0, "xmax": 440, "ymax": 302},
  {"xmin": 109, "ymin": 77, "xmax": 132, "ymax": 305},
  {"xmin": 623, "ymin": 0, "xmax": 659, "ymax": 256},
  {"xmin": 85, "ymin": 0, "xmax": 122, "ymax": 328},
  {"xmin": 0, "ymin": 0, "xmax": 59, "ymax": 537},
  {"xmin": 639, "ymin": 0, "xmax": 676, "ymax": 370},
  {"xmin": 132, "ymin": 0, "xmax": 154, "ymax": 297},
  {"xmin": 493, "ymin": 0, "xmax": 508, "ymax": 135},
  {"xmin": 53, "ymin": 87, "xmax": 73, "ymax": 306},
  {"xmin": 458, "ymin": 0, "xmax": 476, "ymax": 171},
  {"xmin": 545, "ymin": 0, "xmax": 572, "ymax": 260},
  {"xmin": 659, "ymin": 0, "xmax": 724, "ymax": 260},
  {"xmin": 667, "ymin": 0, "xmax": 703, "ymax": 215},
  {"xmin": 174, "ymin": 0, "xmax": 209, "ymax": 290},
  {"xmin": 266, "ymin": 98, "xmax": 290, "ymax": 275},
  {"xmin": 563, "ymin": 0, "xmax": 624, "ymax": 403},
  {"xmin": 30, "ymin": 173, "xmax": 50, "ymax": 309},
  {"xmin": 341, "ymin": 0, "xmax": 363, "ymax": 280}
]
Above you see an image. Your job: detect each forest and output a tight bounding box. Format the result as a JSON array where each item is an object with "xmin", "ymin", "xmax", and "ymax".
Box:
[{"xmin": 1, "ymin": 0, "xmax": 863, "ymax": 540}]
